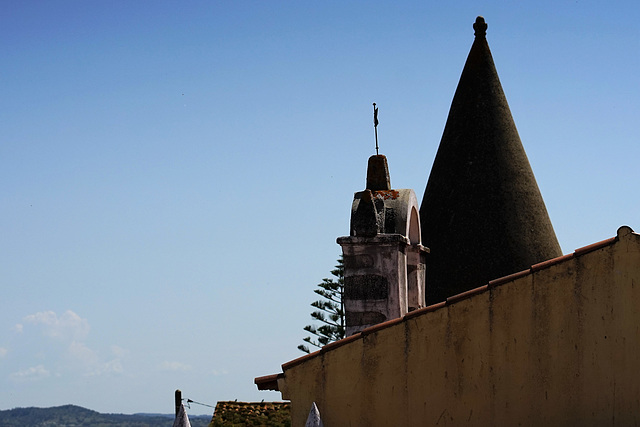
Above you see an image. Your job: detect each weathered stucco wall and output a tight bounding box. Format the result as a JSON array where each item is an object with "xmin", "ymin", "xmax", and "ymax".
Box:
[{"xmin": 282, "ymin": 228, "xmax": 640, "ymax": 426}]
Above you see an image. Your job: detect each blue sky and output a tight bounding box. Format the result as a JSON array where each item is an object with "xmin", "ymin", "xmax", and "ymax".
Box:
[{"xmin": 1, "ymin": 0, "xmax": 639, "ymax": 416}]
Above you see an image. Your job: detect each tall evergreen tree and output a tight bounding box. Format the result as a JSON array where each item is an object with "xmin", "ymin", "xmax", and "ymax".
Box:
[{"xmin": 298, "ymin": 257, "xmax": 345, "ymax": 353}]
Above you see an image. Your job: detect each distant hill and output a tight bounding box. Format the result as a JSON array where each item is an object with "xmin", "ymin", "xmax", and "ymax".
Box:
[{"xmin": 0, "ymin": 404, "xmax": 212, "ymax": 427}]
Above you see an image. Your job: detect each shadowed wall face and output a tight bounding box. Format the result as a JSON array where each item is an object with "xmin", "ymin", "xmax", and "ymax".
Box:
[{"xmin": 420, "ymin": 17, "xmax": 561, "ymax": 304}]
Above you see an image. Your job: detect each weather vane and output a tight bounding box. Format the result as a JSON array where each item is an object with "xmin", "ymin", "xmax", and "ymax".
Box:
[{"xmin": 373, "ymin": 102, "xmax": 379, "ymax": 155}]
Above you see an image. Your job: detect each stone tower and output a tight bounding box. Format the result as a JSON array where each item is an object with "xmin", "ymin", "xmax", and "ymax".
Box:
[
  {"xmin": 420, "ymin": 17, "xmax": 562, "ymax": 305},
  {"xmin": 338, "ymin": 155, "xmax": 429, "ymax": 336}
]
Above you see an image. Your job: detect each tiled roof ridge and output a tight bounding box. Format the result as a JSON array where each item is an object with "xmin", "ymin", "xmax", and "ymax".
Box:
[
  {"xmin": 277, "ymin": 227, "xmax": 636, "ymax": 373},
  {"xmin": 215, "ymin": 400, "xmax": 289, "ymax": 405},
  {"xmin": 211, "ymin": 401, "xmax": 291, "ymax": 423}
]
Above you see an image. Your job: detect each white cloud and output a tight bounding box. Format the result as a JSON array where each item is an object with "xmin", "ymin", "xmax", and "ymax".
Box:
[
  {"xmin": 111, "ymin": 345, "xmax": 129, "ymax": 358},
  {"xmin": 82, "ymin": 345, "xmax": 127, "ymax": 377},
  {"xmin": 14, "ymin": 310, "xmax": 127, "ymax": 378},
  {"xmin": 0, "ymin": 347, "xmax": 7, "ymax": 358},
  {"xmin": 211, "ymin": 369, "xmax": 229, "ymax": 376},
  {"xmin": 159, "ymin": 361, "xmax": 192, "ymax": 371},
  {"xmin": 68, "ymin": 341, "xmax": 99, "ymax": 365},
  {"xmin": 24, "ymin": 310, "xmax": 89, "ymax": 341},
  {"xmin": 13, "ymin": 323, "xmax": 23, "ymax": 333},
  {"xmin": 66, "ymin": 341, "xmax": 128, "ymax": 377},
  {"xmin": 96, "ymin": 358, "xmax": 124, "ymax": 375},
  {"xmin": 10, "ymin": 365, "xmax": 50, "ymax": 382}
]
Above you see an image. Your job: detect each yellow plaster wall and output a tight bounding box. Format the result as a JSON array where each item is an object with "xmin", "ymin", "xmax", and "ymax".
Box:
[{"xmin": 283, "ymin": 229, "xmax": 640, "ymax": 426}]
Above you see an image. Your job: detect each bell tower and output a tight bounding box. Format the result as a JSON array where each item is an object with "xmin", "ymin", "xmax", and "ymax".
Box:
[{"xmin": 338, "ymin": 154, "xmax": 429, "ymax": 336}]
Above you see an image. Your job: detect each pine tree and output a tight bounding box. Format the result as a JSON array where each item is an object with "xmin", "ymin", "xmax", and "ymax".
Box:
[{"xmin": 298, "ymin": 256, "xmax": 345, "ymax": 353}]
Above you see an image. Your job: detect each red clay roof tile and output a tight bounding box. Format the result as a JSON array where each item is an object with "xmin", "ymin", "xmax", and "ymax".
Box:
[
  {"xmin": 360, "ymin": 317, "xmax": 404, "ymax": 336},
  {"xmin": 254, "ymin": 373, "xmax": 283, "ymax": 391},
  {"xmin": 531, "ymin": 253, "xmax": 575, "ymax": 272},
  {"xmin": 404, "ymin": 301, "xmax": 446, "ymax": 320},
  {"xmin": 573, "ymin": 236, "xmax": 617, "ymax": 257},
  {"xmin": 488, "ymin": 269, "xmax": 530, "ymax": 287},
  {"xmin": 212, "ymin": 401, "xmax": 290, "ymax": 424},
  {"xmin": 321, "ymin": 331, "xmax": 361, "ymax": 352},
  {"xmin": 281, "ymin": 349, "xmax": 321, "ymax": 371},
  {"xmin": 446, "ymin": 285, "xmax": 489, "ymax": 305}
]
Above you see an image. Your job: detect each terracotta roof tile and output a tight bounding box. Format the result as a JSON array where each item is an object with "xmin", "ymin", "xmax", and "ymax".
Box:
[
  {"xmin": 254, "ymin": 373, "xmax": 283, "ymax": 391},
  {"xmin": 446, "ymin": 285, "xmax": 488, "ymax": 305},
  {"xmin": 404, "ymin": 301, "xmax": 446, "ymax": 320},
  {"xmin": 281, "ymin": 349, "xmax": 321, "ymax": 371},
  {"xmin": 488, "ymin": 268, "xmax": 530, "ymax": 287},
  {"xmin": 573, "ymin": 236, "xmax": 617, "ymax": 257},
  {"xmin": 212, "ymin": 401, "xmax": 290, "ymax": 425},
  {"xmin": 360, "ymin": 317, "xmax": 403, "ymax": 336},
  {"xmin": 321, "ymin": 331, "xmax": 361, "ymax": 352},
  {"xmin": 530, "ymin": 253, "xmax": 575, "ymax": 272}
]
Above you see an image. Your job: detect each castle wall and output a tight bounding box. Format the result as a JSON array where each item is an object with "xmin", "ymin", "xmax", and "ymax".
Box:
[{"xmin": 282, "ymin": 228, "xmax": 640, "ymax": 426}]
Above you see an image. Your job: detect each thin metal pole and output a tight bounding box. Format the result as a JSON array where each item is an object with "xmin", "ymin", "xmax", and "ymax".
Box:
[
  {"xmin": 373, "ymin": 103, "xmax": 379, "ymax": 155},
  {"xmin": 175, "ymin": 389, "xmax": 182, "ymax": 417},
  {"xmin": 375, "ymin": 126, "xmax": 379, "ymax": 155}
]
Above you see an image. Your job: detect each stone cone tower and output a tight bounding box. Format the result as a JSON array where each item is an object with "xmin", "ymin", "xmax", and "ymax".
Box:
[{"xmin": 420, "ymin": 17, "xmax": 562, "ymax": 305}]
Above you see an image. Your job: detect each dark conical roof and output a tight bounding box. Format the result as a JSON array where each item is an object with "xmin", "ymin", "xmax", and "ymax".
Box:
[{"xmin": 419, "ymin": 17, "xmax": 562, "ymax": 305}]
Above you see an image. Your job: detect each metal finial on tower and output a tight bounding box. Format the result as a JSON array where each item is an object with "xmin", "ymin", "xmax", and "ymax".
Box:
[{"xmin": 373, "ymin": 102, "xmax": 379, "ymax": 155}]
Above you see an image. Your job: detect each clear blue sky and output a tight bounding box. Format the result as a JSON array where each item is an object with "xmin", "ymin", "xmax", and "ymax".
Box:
[{"xmin": 1, "ymin": 0, "xmax": 638, "ymax": 416}]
